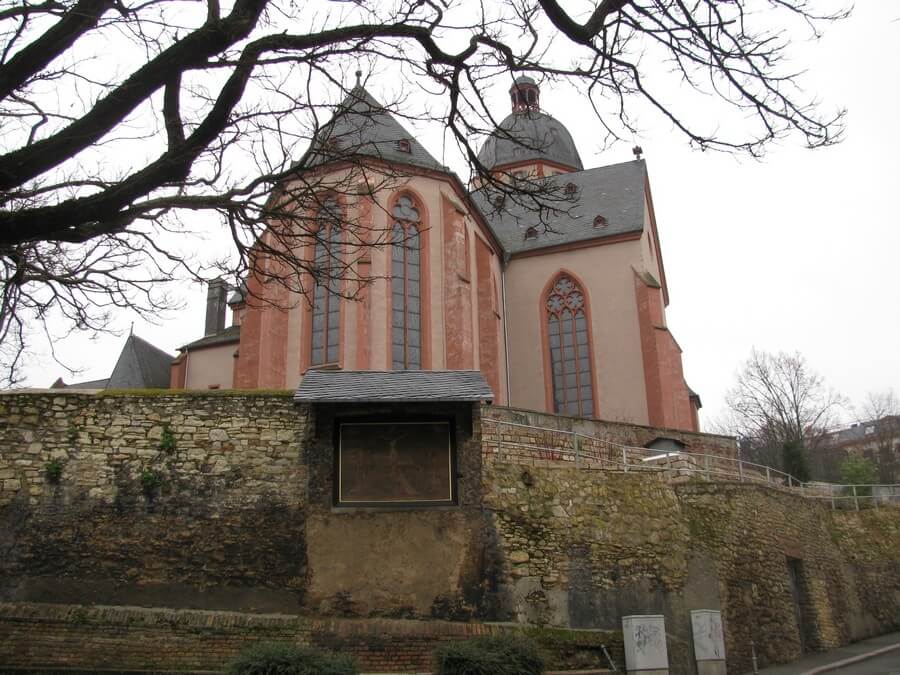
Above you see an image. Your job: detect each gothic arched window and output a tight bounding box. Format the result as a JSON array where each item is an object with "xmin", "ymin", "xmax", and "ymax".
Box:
[
  {"xmin": 546, "ymin": 275, "xmax": 594, "ymax": 416},
  {"xmin": 310, "ymin": 198, "xmax": 342, "ymax": 366},
  {"xmin": 391, "ymin": 195, "xmax": 422, "ymax": 369}
]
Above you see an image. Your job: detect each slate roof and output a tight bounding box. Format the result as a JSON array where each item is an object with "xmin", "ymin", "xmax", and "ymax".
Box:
[
  {"xmin": 106, "ymin": 334, "xmax": 174, "ymax": 389},
  {"xmin": 179, "ymin": 324, "xmax": 241, "ymax": 352},
  {"xmin": 294, "ymin": 370, "xmax": 494, "ymax": 403},
  {"xmin": 471, "ymin": 160, "xmax": 647, "ymax": 254},
  {"xmin": 821, "ymin": 416, "xmax": 899, "ymax": 447},
  {"xmin": 477, "ymin": 110, "xmax": 583, "ymax": 172},
  {"xmin": 300, "ymin": 86, "xmax": 446, "ymax": 173},
  {"xmin": 51, "ymin": 377, "xmax": 110, "ymax": 390}
]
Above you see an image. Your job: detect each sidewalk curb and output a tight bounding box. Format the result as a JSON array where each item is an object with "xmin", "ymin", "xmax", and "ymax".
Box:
[{"xmin": 799, "ymin": 640, "xmax": 900, "ymax": 674}]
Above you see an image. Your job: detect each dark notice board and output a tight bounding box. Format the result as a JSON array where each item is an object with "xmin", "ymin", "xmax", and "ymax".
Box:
[{"xmin": 337, "ymin": 420, "xmax": 454, "ymax": 504}]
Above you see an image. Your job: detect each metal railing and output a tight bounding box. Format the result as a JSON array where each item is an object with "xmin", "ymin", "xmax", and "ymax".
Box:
[{"xmin": 482, "ymin": 416, "xmax": 900, "ymax": 509}]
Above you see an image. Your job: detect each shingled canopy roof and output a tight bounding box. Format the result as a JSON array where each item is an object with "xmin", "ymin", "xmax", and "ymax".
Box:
[{"xmin": 295, "ymin": 370, "xmax": 493, "ymax": 403}]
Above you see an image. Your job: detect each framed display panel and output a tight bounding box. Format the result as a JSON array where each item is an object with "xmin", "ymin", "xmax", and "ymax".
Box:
[{"xmin": 335, "ymin": 418, "xmax": 456, "ymax": 506}]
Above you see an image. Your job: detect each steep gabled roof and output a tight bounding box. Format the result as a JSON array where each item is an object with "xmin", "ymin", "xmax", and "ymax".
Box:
[
  {"xmin": 300, "ymin": 85, "xmax": 446, "ymax": 173},
  {"xmin": 106, "ymin": 334, "xmax": 173, "ymax": 389},
  {"xmin": 470, "ymin": 159, "xmax": 647, "ymax": 255}
]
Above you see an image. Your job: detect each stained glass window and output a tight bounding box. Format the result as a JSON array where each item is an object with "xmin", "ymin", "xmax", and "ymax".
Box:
[
  {"xmin": 546, "ymin": 275, "xmax": 594, "ymax": 416},
  {"xmin": 391, "ymin": 195, "xmax": 422, "ymax": 369},
  {"xmin": 310, "ymin": 198, "xmax": 342, "ymax": 366}
]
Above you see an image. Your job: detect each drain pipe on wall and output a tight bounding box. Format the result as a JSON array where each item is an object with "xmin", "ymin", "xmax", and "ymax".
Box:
[{"xmin": 500, "ymin": 251, "xmax": 512, "ymax": 405}]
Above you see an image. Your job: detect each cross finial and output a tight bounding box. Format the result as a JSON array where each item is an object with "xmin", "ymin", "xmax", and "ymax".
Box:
[{"xmin": 355, "ymin": 69, "xmax": 362, "ymax": 87}]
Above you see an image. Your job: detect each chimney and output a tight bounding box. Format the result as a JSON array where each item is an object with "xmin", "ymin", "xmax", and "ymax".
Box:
[{"xmin": 204, "ymin": 278, "xmax": 228, "ymax": 336}]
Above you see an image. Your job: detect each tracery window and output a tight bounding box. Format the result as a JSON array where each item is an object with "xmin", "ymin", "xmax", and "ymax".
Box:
[
  {"xmin": 310, "ymin": 198, "xmax": 342, "ymax": 366},
  {"xmin": 391, "ymin": 195, "xmax": 422, "ymax": 369},
  {"xmin": 546, "ymin": 275, "xmax": 594, "ymax": 416}
]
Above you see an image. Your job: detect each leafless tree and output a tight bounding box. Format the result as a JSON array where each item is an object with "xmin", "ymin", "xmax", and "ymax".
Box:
[
  {"xmin": 720, "ymin": 349, "xmax": 846, "ymax": 478},
  {"xmin": 859, "ymin": 390, "xmax": 900, "ymax": 483},
  {"xmin": 0, "ymin": 0, "xmax": 850, "ymax": 384}
]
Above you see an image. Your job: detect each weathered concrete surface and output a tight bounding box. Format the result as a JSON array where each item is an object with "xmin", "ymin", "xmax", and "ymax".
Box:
[{"xmin": 305, "ymin": 510, "xmax": 482, "ymax": 617}]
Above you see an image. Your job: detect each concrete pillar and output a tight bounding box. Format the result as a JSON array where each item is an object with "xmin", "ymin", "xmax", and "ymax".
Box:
[
  {"xmin": 622, "ymin": 614, "xmax": 668, "ymax": 675},
  {"xmin": 691, "ymin": 609, "xmax": 726, "ymax": 675}
]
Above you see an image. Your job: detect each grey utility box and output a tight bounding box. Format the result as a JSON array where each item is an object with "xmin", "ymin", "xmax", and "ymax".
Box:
[
  {"xmin": 622, "ymin": 614, "xmax": 669, "ymax": 674},
  {"xmin": 691, "ymin": 609, "xmax": 727, "ymax": 675}
]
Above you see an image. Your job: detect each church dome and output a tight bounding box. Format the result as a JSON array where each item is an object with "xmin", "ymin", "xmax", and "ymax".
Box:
[{"xmin": 477, "ymin": 78, "xmax": 583, "ymax": 172}]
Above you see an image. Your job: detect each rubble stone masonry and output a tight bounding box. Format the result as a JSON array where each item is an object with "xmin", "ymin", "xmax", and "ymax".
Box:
[{"xmin": 0, "ymin": 393, "xmax": 897, "ymax": 674}]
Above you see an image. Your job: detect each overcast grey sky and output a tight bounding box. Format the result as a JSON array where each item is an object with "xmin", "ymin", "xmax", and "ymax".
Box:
[{"xmin": 19, "ymin": 3, "xmax": 899, "ymax": 429}]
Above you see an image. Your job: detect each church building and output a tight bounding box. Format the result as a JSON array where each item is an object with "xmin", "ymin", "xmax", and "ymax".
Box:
[{"xmin": 171, "ymin": 76, "xmax": 701, "ymax": 432}]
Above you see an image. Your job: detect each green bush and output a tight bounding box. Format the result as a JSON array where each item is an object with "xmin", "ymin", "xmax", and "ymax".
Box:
[
  {"xmin": 434, "ymin": 634, "xmax": 544, "ymax": 675},
  {"xmin": 225, "ymin": 642, "xmax": 358, "ymax": 675},
  {"xmin": 158, "ymin": 424, "xmax": 177, "ymax": 453},
  {"xmin": 139, "ymin": 469, "xmax": 162, "ymax": 495},
  {"xmin": 44, "ymin": 458, "xmax": 64, "ymax": 484},
  {"xmin": 840, "ymin": 456, "xmax": 878, "ymax": 497}
]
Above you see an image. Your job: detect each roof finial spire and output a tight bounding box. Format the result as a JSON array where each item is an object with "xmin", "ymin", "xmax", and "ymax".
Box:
[{"xmin": 354, "ymin": 69, "xmax": 362, "ymax": 88}]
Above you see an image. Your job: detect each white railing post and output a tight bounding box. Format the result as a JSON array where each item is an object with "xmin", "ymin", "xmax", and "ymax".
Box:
[
  {"xmin": 705, "ymin": 454, "xmax": 711, "ymax": 480},
  {"xmin": 766, "ymin": 466, "xmax": 771, "ymax": 483},
  {"xmin": 622, "ymin": 446, "xmax": 628, "ymax": 472},
  {"xmin": 853, "ymin": 484, "xmax": 859, "ymax": 511},
  {"xmin": 738, "ymin": 459, "xmax": 744, "ymax": 482},
  {"xmin": 574, "ymin": 432, "xmax": 581, "ymax": 467}
]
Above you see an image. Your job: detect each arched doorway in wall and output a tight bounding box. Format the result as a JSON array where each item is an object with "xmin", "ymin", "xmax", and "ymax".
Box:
[{"xmin": 543, "ymin": 273, "xmax": 596, "ymax": 417}]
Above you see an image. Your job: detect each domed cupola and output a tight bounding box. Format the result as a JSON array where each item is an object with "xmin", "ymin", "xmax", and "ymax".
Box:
[{"xmin": 477, "ymin": 77, "xmax": 583, "ymax": 173}]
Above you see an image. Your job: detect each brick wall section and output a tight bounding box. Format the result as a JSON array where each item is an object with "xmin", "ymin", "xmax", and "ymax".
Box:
[
  {"xmin": 0, "ymin": 391, "xmax": 309, "ymax": 613},
  {"xmin": 0, "ymin": 603, "xmax": 618, "ymax": 673},
  {"xmin": 481, "ymin": 457, "xmax": 900, "ymax": 674}
]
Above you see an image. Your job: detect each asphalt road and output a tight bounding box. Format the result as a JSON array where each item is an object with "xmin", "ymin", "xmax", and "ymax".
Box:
[{"xmin": 827, "ymin": 650, "xmax": 900, "ymax": 674}]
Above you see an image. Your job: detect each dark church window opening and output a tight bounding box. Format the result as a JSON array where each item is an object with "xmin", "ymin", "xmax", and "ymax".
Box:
[
  {"xmin": 336, "ymin": 419, "xmax": 455, "ymax": 506},
  {"xmin": 311, "ymin": 197, "xmax": 342, "ymax": 366},
  {"xmin": 391, "ymin": 195, "xmax": 422, "ymax": 369},
  {"xmin": 397, "ymin": 138, "xmax": 411, "ymax": 153},
  {"xmin": 565, "ymin": 182, "xmax": 578, "ymax": 195},
  {"xmin": 524, "ymin": 226, "xmax": 538, "ymax": 240},
  {"xmin": 593, "ymin": 215, "xmax": 608, "ymax": 228},
  {"xmin": 546, "ymin": 275, "xmax": 594, "ymax": 417}
]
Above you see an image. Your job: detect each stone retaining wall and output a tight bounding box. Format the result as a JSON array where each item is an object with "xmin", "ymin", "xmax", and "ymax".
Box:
[
  {"xmin": 0, "ymin": 391, "xmax": 309, "ymax": 613},
  {"xmin": 481, "ymin": 458, "xmax": 900, "ymax": 673},
  {"xmin": 483, "ymin": 406, "xmax": 739, "ymax": 460},
  {"xmin": 1, "ymin": 392, "xmax": 897, "ymax": 674}
]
